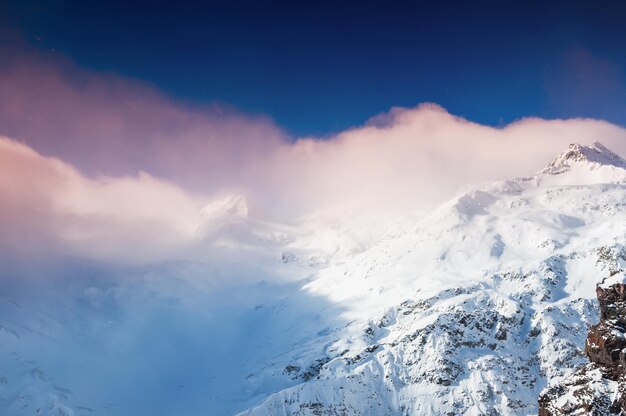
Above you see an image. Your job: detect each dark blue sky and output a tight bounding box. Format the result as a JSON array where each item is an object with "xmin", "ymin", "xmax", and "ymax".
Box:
[{"xmin": 2, "ymin": 0, "xmax": 626, "ymax": 136}]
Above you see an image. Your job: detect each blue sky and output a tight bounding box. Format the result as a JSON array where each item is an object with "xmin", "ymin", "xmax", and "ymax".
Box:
[{"xmin": 2, "ymin": 0, "xmax": 626, "ymax": 136}]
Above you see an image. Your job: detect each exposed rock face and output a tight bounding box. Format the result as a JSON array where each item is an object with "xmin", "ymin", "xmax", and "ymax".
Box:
[
  {"xmin": 538, "ymin": 279, "xmax": 626, "ymax": 415},
  {"xmin": 586, "ymin": 283, "xmax": 626, "ymax": 379}
]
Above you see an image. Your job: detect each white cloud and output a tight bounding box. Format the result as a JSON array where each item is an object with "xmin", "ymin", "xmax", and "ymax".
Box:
[
  {"xmin": 0, "ymin": 136, "xmax": 207, "ymax": 264},
  {"xmin": 263, "ymin": 104, "xmax": 626, "ymax": 213}
]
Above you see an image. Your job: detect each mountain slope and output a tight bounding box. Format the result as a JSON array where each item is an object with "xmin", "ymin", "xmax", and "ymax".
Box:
[{"xmin": 240, "ymin": 142, "xmax": 626, "ymax": 415}]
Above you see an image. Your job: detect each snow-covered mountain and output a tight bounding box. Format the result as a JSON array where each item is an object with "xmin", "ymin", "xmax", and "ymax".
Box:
[
  {"xmin": 235, "ymin": 142, "xmax": 626, "ymax": 415},
  {"xmin": 1, "ymin": 142, "xmax": 626, "ymax": 415}
]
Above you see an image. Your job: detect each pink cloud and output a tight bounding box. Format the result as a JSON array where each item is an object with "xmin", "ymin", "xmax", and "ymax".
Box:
[
  {"xmin": 3, "ymin": 51, "xmax": 626, "ymax": 268},
  {"xmin": 266, "ymin": 105, "xmax": 626, "ymax": 212},
  {"xmin": 0, "ymin": 53, "xmax": 286, "ymax": 191},
  {"xmin": 0, "ymin": 135, "xmax": 207, "ymax": 264}
]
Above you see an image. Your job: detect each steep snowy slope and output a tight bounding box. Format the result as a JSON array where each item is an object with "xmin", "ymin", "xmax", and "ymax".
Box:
[
  {"xmin": 241, "ymin": 142, "xmax": 626, "ymax": 415},
  {"xmin": 2, "ymin": 142, "xmax": 626, "ymax": 416}
]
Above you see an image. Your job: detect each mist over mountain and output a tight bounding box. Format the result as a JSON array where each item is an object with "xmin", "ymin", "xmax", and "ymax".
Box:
[{"xmin": 2, "ymin": 140, "xmax": 626, "ymax": 415}]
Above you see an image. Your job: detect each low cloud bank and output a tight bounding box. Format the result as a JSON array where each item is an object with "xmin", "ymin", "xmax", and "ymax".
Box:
[
  {"xmin": 2, "ymin": 53, "xmax": 626, "ymax": 268},
  {"xmin": 269, "ymin": 106, "xmax": 626, "ymax": 212},
  {"xmin": 0, "ymin": 137, "xmax": 207, "ymax": 265}
]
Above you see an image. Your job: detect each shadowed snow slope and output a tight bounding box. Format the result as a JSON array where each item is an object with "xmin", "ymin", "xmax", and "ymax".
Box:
[{"xmin": 2, "ymin": 142, "xmax": 626, "ymax": 415}]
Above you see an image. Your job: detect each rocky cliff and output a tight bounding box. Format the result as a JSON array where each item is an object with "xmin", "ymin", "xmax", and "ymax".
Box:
[{"xmin": 538, "ymin": 276, "xmax": 626, "ymax": 415}]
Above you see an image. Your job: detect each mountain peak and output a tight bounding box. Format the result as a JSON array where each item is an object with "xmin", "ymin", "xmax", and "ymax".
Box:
[{"xmin": 542, "ymin": 141, "xmax": 626, "ymax": 174}]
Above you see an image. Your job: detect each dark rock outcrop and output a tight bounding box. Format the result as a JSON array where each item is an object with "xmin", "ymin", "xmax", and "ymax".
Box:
[
  {"xmin": 539, "ymin": 279, "xmax": 626, "ymax": 415},
  {"xmin": 585, "ymin": 283, "xmax": 626, "ymax": 380}
]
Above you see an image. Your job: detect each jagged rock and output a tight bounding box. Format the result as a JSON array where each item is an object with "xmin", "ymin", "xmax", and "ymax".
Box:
[
  {"xmin": 538, "ymin": 364, "xmax": 624, "ymax": 415},
  {"xmin": 596, "ymin": 282, "xmax": 626, "ymax": 325},
  {"xmin": 539, "ymin": 279, "xmax": 626, "ymax": 414},
  {"xmin": 585, "ymin": 322, "xmax": 626, "ymax": 379}
]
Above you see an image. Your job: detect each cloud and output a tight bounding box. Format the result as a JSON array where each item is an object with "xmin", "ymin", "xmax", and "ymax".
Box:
[
  {"xmin": 266, "ymin": 105, "xmax": 626, "ymax": 212},
  {"xmin": 3, "ymin": 51, "xmax": 626, "ymax": 269},
  {"xmin": 0, "ymin": 52, "xmax": 286, "ymax": 192},
  {"xmin": 0, "ymin": 136, "xmax": 207, "ymax": 265}
]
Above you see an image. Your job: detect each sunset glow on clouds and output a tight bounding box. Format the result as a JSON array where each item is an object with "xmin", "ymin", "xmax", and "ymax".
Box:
[{"xmin": 3, "ymin": 52, "xmax": 626, "ymax": 268}]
